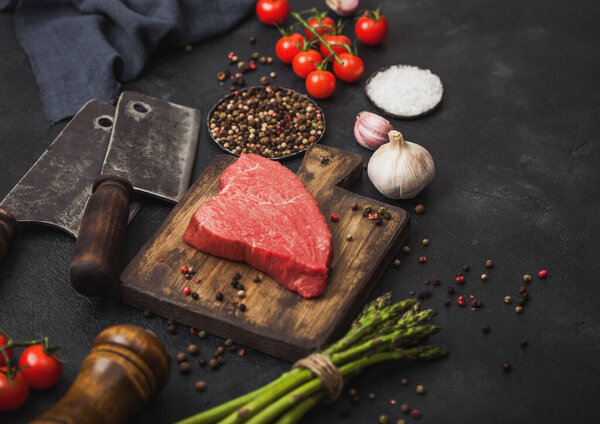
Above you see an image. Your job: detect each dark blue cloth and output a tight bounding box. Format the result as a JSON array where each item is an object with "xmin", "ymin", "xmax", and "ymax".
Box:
[{"xmin": 0, "ymin": 0, "xmax": 255, "ymax": 123}]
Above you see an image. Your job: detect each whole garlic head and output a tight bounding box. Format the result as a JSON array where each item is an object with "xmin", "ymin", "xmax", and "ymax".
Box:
[{"xmin": 367, "ymin": 130, "xmax": 435, "ymax": 199}]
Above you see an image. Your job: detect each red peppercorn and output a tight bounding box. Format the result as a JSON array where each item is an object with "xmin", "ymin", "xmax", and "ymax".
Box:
[
  {"xmin": 157, "ymin": 257, "xmax": 165, "ymax": 263},
  {"xmin": 183, "ymin": 286, "xmax": 191, "ymax": 295},
  {"xmin": 190, "ymin": 328, "xmax": 197, "ymax": 335},
  {"xmin": 538, "ymin": 270, "xmax": 548, "ymax": 278},
  {"xmin": 418, "ymin": 256, "xmax": 427, "ymax": 263},
  {"xmin": 331, "ymin": 213, "xmax": 339, "ymax": 222},
  {"xmin": 456, "ymin": 275, "xmax": 465, "ymax": 285},
  {"xmin": 457, "ymin": 295, "xmax": 466, "ymax": 307},
  {"xmin": 194, "ymin": 278, "xmax": 201, "ymax": 284},
  {"xmin": 181, "ymin": 266, "xmax": 189, "ymax": 274},
  {"xmin": 411, "ymin": 409, "xmax": 421, "ymax": 419}
]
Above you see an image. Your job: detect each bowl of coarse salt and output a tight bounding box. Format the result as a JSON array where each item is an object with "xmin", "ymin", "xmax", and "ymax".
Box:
[{"xmin": 365, "ymin": 64, "xmax": 444, "ymax": 119}]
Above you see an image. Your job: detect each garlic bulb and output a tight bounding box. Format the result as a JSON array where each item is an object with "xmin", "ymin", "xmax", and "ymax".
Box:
[
  {"xmin": 354, "ymin": 111, "xmax": 394, "ymax": 150},
  {"xmin": 367, "ymin": 130, "xmax": 435, "ymax": 199},
  {"xmin": 325, "ymin": 0, "xmax": 359, "ymax": 16}
]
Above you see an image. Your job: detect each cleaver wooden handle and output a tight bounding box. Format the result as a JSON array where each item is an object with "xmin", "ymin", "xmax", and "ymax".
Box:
[
  {"xmin": 0, "ymin": 208, "xmax": 17, "ymax": 261},
  {"xmin": 69, "ymin": 175, "xmax": 133, "ymax": 296},
  {"xmin": 32, "ymin": 324, "xmax": 170, "ymax": 424}
]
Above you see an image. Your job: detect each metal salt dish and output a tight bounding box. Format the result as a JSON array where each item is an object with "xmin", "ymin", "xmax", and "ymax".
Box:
[
  {"xmin": 364, "ymin": 65, "xmax": 444, "ymax": 120},
  {"xmin": 207, "ymin": 86, "xmax": 326, "ymax": 161}
]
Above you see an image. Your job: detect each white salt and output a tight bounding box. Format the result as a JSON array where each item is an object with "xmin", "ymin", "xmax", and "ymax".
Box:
[{"xmin": 366, "ymin": 65, "xmax": 443, "ymax": 118}]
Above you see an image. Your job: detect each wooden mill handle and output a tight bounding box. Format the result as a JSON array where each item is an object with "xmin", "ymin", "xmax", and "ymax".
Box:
[
  {"xmin": 0, "ymin": 208, "xmax": 17, "ymax": 262},
  {"xmin": 69, "ymin": 175, "xmax": 133, "ymax": 296},
  {"xmin": 32, "ymin": 324, "xmax": 171, "ymax": 424}
]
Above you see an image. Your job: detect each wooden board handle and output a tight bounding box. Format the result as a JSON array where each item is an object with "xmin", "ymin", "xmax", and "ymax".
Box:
[
  {"xmin": 0, "ymin": 208, "xmax": 17, "ymax": 262},
  {"xmin": 69, "ymin": 175, "xmax": 133, "ymax": 296},
  {"xmin": 32, "ymin": 324, "xmax": 171, "ymax": 424}
]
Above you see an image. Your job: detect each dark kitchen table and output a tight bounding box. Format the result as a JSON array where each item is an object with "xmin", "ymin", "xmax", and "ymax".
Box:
[{"xmin": 1, "ymin": 1, "xmax": 599, "ymax": 423}]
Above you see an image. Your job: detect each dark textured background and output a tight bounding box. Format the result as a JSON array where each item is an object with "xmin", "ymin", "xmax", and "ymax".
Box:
[{"xmin": 1, "ymin": 0, "xmax": 599, "ymax": 423}]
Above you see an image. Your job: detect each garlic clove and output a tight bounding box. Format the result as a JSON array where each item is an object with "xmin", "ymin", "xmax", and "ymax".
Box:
[
  {"xmin": 354, "ymin": 111, "xmax": 395, "ymax": 150},
  {"xmin": 325, "ymin": 0, "xmax": 360, "ymax": 16},
  {"xmin": 367, "ymin": 130, "xmax": 435, "ymax": 199}
]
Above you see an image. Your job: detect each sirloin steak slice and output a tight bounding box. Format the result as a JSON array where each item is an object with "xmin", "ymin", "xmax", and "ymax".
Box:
[{"xmin": 183, "ymin": 154, "xmax": 333, "ymax": 298}]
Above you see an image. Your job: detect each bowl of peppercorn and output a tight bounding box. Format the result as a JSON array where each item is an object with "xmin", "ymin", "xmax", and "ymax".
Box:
[{"xmin": 207, "ymin": 86, "xmax": 326, "ymax": 160}]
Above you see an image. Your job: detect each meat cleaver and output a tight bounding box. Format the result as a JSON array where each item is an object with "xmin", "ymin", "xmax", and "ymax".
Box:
[
  {"xmin": 0, "ymin": 100, "xmax": 142, "ymax": 262},
  {"xmin": 69, "ymin": 91, "xmax": 201, "ymax": 297}
]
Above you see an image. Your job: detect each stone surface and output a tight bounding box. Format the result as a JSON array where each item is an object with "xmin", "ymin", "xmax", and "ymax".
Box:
[{"xmin": 1, "ymin": 1, "xmax": 599, "ymax": 423}]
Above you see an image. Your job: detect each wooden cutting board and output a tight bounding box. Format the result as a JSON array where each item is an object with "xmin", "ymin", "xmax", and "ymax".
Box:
[{"xmin": 120, "ymin": 145, "xmax": 409, "ymax": 361}]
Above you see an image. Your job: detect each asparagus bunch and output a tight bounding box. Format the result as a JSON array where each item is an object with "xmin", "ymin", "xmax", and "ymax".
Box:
[{"xmin": 177, "ymin": 294, "xmax": 447, "ymax": 424}]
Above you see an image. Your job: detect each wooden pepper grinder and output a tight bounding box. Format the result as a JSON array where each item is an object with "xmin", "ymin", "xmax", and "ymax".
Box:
[{"xmin": 32, "ymin": 324, "xmax": 171, "ymax": 424}]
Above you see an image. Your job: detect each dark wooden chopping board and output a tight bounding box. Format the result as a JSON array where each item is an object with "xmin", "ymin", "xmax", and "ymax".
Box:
[{"xmin": 120, "ymin": 145, "xmax": 409, "ymax": 361}]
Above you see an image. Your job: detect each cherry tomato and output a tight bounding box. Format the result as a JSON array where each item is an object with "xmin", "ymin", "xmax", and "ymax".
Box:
[
  {"xmin": 292, "ymin": 50, "xmax": 323, "ymax": 78},
  {"xmin": 0, "ymin": 368, "xmax": 29, "ymax": 411},
  {"xmin": 275, "ymin": 33, "xmax": 304, "ymax": 64},
  {"xmin": 355, "ymin": 10, "xmax": 389, "ymax": 45},
  {"xmin": 255, "ymin": 0, "xmax": 289, "ymax": 26},
  {"xmin": 305, "ymin": 15, "xmax": 336, "ymax": 40},
  {"xmin": 333, "ymin": 53, "xmax": 364, "ymax": 83},
  {"xmin": 0, "ymin": 334, "xmax": 12, "ymax": 367},
  {"xmin": 18, "ymin": 345, "xmax": 62, "ymax": 390},
  {"xmin": 320, "ymin": 35, "xmax": 352, "ymax": 60},
  {"xmin": 306, "ymin": 70, "xmax": 336, "ymax": 99}
]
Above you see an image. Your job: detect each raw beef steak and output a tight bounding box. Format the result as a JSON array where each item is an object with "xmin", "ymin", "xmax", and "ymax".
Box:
[{"xmin": 183, "ymin": 154, "xmax": 333, "ymax": 298}]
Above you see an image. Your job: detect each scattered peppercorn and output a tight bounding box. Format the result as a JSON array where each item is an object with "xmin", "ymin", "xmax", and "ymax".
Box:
[
  {"xmin": 260, "ymin": 76, "xmax": 269, "ymax": 85},
  {"xmin": 183, "ymin": 286, "xmax": 191, "ymax": 295},
  {"xmin": 237, "ymin": 290, "xmax": 246, "ymax": 298},
  {"xmin": 523, "ymin": 274, "xmax": 532, "ymax": 283},
  {"xmin": 379, "ymin": 415, "xmax": 390, "ymax": 424},
  {"xmin": 408, "ymin": 290, "xmax": 415, "ymax": 295},
  {"xmin": 143, "ymin": 309, "xmax": 152, "ymax": 318},
  {"xmin": 209, "ymin": 359, "xmax": 218, "ymax": 369},
  {"xmin": 168, "ymin": 324, "xmax": 177, "ymax": 334},
  {"xmin": 216, "ymin": 356, "xmax": 225, "ymax": 365},
  {"xmin": 504, "ymin": 295, "xmax": 512, "ymax": 304},
  {"xmin": 198, "ymin": 331, "xmax": 206, "ymax": 339},
  {"xmin": 176, "ymin": 352, "xmax": 186, "ymax": 362},
  {"xmin": 520, "ymin": 339, "xmax": 528, "ymax": 348},
  {"xmin": 538, "ymin": 269, "xmax": 548, "ymax": 278},
  {"xmin": 368, "ymin": 393, "xmax": 376, "ymax": 400},
  {"xmin": 482, "ymin": 324, "xmax": 490, "ymax": 334},
  {"xmin": 351, "ymin": 202, "xmax": 358, "ymax": 210},
  {"xmin": 198, "ymin": 357, "xmax": 206, "ymax": 366},
  {"xmin": 330, "ymin": 213, "xmax": 339, "ymax": 222},
  {"xmin": 225, "ymin": 338, "xmax": 234, "ymax": 347},
  {"xmin": 350, "ymin": 395, "xmax": 360, "ymax": 405},
  {"xmin": 267, "ymin": 56, "xmax": 274, "ymax": 64},
  {"xmin": 402, "ymin": 246, "xmax": 411, "ymax": 254},
  {"xmin": 215, "ymin": 292, "xmax": 224, "ymax": 301},
  {"xmin": 270, "ymin": 71, "xmax": 276, "ymax": 78},
  {"xmin": 184, "ymin": 44, "xmax": 192, "ymax": 52},
  {"xmin": 393, "ymin": 259, "xmax": 401, "ymax": 267},
  {"xmin": 458, "ymin": 296, "xmax": 466, "ymax": 307},
  {"xmin": 188, "ymin": 344, "xmax": 199, "ymax": 356},
  {"xmin": 432, "ymin": 278, "xmax": 440, "ymax": 286},
  {"xmin": 503, "ymin": 362, "xmax": 512, "ymax": 372},
  {"xmin": 485, "ymin": 259, "xmax": 494, "ymax": 268},
  {"xmin": 481, "ymin": 273, "xmax": 488, "ymax": 281},
  {"xmin": 414, "ymin": 204, "xmax": 425, "ymax": 214},
  {"xmin": 192, "ymin": 292, "xmax": 199, "ymax": 300},
  {"xmin": 396, "ymin": 420, "xmax": 406, "ymax": 424},
  {"xmin": 348, "ymin": 388, "xmax": 357, "ymax": 397},
  {"xmin": 418, "ymin": 256, "xmax": 427, "ymax": 263},
  {"xmin": 462, "ymin": 264, "xmax": 470, "ymax": 272},
  {"xmin": 415, "ymin": 385, "xmax": 425, "ymax": 395},
  {"xmin": 401, "ymin": 378, "xmax": 409, "ymax": 386},
  {"xmin": 515, "ymin": 305, "xmax": 524, "ymax": 314},
  {"xmin": 346, "ymin": 234, "xmax": 353, "ymax": 241},
  {"xmin": 411, "ymin": 409, "xmax": 421, "ymax": 419},
  {"xmin": 422, "ymin": 238, "xmax": 429, "ymax": 246},
  {"xmin": 448, "ymin": 286, "xmax": 455, "ymax": 294},
  {"xmin": 195, "ymin": 381, "xmax": 207, "ymax": 392},
  {"xmin": 401, "ymin": 404, "xmax": 410, "ymax": 414},
  {"xmin": 383, "ymin": 212, "xmax": 391, "ymax": 220},
  {"xmin": 444, "ymin": 298, "xmax": 451, "ymax": 306},
  {"xmin": 253, "ymin": 274, "xmax": 262, "ymax": 283},
  {"xmin": 456, "ymin": 275, "xmax": 465, "ymax": 285},
  {"xmin": 518, "ymin": 286, "xmax": 527, "ymax": 294},
  {"xmin": 239, "ymin": 304, "xmax": 247, "ymax": 312},
  {"xmin": 179, "ymin": 362, "xmax": 191, "ymax": 374}
]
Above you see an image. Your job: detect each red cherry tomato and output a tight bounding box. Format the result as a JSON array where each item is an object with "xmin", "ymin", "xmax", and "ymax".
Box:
[
  {"xmin": 275, "ymin": 33, "xmax": 304, "ymax": 64},
  {"xmin": 0, "ymin": 368, "xmax": 29, "ymax": 411},
  {"xmin": 292, "ymin": 50, "xmax": 323, "ymax": 78},
  {"xmin": 333, "ymin": 53, "xmax": 364, "ymax": 83},
  {"xmin": 0, "ymin": 334, "xmax": 12, "ymax": 366},
  {"xmin": 18, "ymin": 345, "xmax": 62, "ymax": 390},
  {"xmin": 306, "ymin": 70, "xmax": 336, "ymax": 99},
  {"xmin": 320, "ymin": 35, "xmax": 352, "ymax": 60},
  {"xmin": 355, "ymin": 11, "xmax": 389, "ymax": 45},
  {"xmin": 255, "ymin": 0, "xmax": 290, "ymax": 26},
  {"xmin": 305, "ymin": 16, "xmax": 336, "ymax": 39}
]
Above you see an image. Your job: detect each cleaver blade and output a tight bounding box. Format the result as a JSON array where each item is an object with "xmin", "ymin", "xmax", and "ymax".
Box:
[
  {"xmin": 0, "ymin": 100, "xmax": 142, "ymax": 262},
  {"xmin": 69, "ymin": 91, "xmax": 201, "ymax": 297}
]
